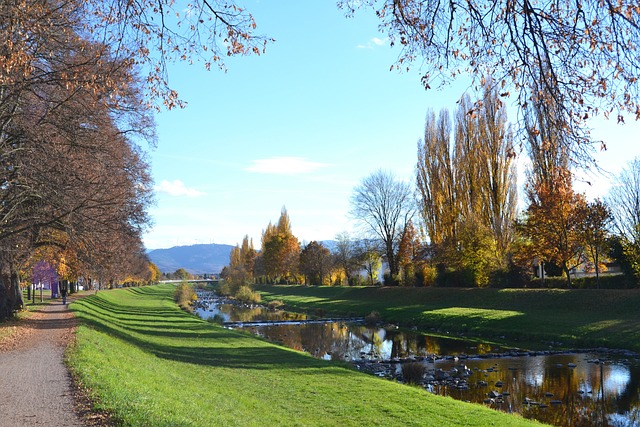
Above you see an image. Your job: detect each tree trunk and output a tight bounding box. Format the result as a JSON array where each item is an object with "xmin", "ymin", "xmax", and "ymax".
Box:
[
  {"xmin": 0, "ymin": 253, "xmax": 23, "ymax": 320},
  {"xmin": 595, "ymin": 248, "xmax": 600, "ymax": 289},
  {"xmin": 563, "ymin": 264, "xmax": 573, "ymax": 288}
]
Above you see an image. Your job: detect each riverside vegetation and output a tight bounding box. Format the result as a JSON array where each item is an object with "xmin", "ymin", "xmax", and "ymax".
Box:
[
  {"xmin": 67, "ymin": 284, "xmax": 542, "ymax": 426},
  {"xmin": 255, "ymin": 285, "xmax": 640, "ymax": 353}
]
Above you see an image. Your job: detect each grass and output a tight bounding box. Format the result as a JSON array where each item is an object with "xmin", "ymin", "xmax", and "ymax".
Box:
[
  {"xmin": 67, "ymin": 284, "xmax": 542, "ymax": 427},
  {"xmin": 255, "ymin": 285, "xmax": 640, "ymax": 352}
]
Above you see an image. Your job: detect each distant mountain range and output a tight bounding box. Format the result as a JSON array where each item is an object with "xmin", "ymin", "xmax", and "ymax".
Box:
[
  {"xmin": 147, "ymin": 240, "xmax": 338, "ymax": 275},
  {"xmin": 147, "ymin": 243, "xmax": 234, "ymax": 274}
]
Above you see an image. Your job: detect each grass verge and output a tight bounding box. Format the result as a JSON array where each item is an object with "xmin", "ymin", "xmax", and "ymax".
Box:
[
  {"xmin": 67, "ymin": 284, "xmax": 542, "ymax": 427},
  {"xmin": 256, "ymin": 285, "xmax": 640, "ymax": 352}
]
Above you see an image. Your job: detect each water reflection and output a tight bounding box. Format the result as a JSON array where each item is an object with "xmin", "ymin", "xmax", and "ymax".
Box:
[
  {"xmin": 194, "ymin": 294, "xmax": 640, "ymax": 427},
  {"xmin": 432, "ymin": 355, "xmax": 640, "ymax": 427}
]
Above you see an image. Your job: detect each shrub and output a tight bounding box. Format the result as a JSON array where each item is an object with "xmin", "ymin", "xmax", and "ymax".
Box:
[
  {"xmin": 219, "ymin": 281, "xmax": 241, "ymax": 297},
  {"xmin": 435, "ymin": 266, "xmax": 475, "ymax": 287},
  {"xmin": 364, "ymin": 310, "xmax": 381, "ymax": 326},
  {"xmin": 206, "ymin": 314, "xmax": 226, "ymax": 324},
  {"xmin": 267, "ymin": 300, "xmax": 284, "ymax": 310},
  {"xmin": 420, "ymin": 265, "xmax": 438, "ymax": 287},
  {"xmin": 174, "ymin": 282, "xmax": 197, "ymax": 311},
  {"xmin": 402, "ymin": 362, "xmax": 426, "ymax": 385},
  {"xmin": 235, "ymin": 285, "xmax": 261, "ymax": 304}
]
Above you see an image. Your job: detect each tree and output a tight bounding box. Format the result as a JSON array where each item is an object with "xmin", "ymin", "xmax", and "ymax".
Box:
[
  {"xmin": 148, "ymin": 262, "xmax": 162, "ymax": 284},
  {"xmin": 340, "ymin": 0, "xmax": 640, "ymax": 164},
  {"xmin": 260, "ymin": 208, "xmax": 301, "ymax": 283},
  {"xmin": 0, "ymin": 0, "xmax": 269, "ymax": 316},
  {"xmin": 355, "ymin": 239, "xmax": 383, "ymax": 286},
  {"xmin": 520, "ymin": 92, "xmax": 586, "ymax": 286},
  {"xmin": 299, "ymin": 241, "xmax": 332, "ymax": 286},
  {"xmin": 607, "ymin": 158, "xmax": 640, "ymax": 281},
  {"xmin": 397, "ymin": 220, "xmax": 422, "ymax": 286},
  {"xmin": 225, "ymin": 235, "xmax": 256, "ymax": 287},
  {"xmin": 1, "ymin": 1, "xmax": 271, "ymax": 110},
  {"xmin": 417, "ymin": 83, "xmax": 517, "ymax": 284},
  {"xmin": 333, "ymin": 232, "xmax": 361, "ymax": 286},
  {"xmin": 174, "ymin": 268, "xmax": 193, "ymax": 281},
  {"xmin": 0, "ymin": 13, "xmax": 155, "ymax": 316},
  {"xmin": 520, "ymin": 173, "xmax": 588, "ymax": 287},
  {"xmin": 417, "ymin": 109, "xmax": 457, "ymax": 247},
  {"xmin": 351, "ymin": 170, "xmax": 415, "ymax": 284},
  {"xmin": 579, "ymin": 199, "xmax": 613, "ymax": 287}
]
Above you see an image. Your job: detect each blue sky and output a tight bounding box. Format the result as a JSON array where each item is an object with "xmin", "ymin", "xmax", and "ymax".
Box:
[{"xmin": 143, "ymin": 1, "xmax": 640, "ymax": 250}]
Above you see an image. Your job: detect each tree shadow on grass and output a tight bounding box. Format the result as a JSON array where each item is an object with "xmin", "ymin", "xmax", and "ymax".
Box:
[{"xmin": 72, "ymin": 293, "xmax": 347, "ymax": 372}]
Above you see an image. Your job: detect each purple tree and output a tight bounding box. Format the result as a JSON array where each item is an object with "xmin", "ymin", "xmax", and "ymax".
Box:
[{"xmin": 32, "ymin": 261, "xmax": 59, "ymax": 297}]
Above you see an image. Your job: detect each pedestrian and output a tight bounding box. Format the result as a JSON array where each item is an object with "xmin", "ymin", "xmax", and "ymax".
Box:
[{"xmin": 60, "ymin": 282, "xmax": 68, "ymax": 305}]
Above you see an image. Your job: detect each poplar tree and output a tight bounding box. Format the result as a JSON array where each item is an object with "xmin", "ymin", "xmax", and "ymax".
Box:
[
  {"xmin": 259, "ymin": 208, "xmax": 301, "ymax": 284},
  {"xmin": 416, "ymin": 83, "xmax": 517, "ymax": 285}
]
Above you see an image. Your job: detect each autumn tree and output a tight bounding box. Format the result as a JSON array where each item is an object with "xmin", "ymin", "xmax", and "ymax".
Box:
[
  {"xmin": 519, "ymin": 97, "xmax": 587, "ymax": 286},
  {"xmin": 225, "ymin": 235, "xmax": 256, "ymax": 288},
  {"xmin": 355, "ymin": 239, "xmax": 383, "ymax": 286},
  {"xmin": 416, "ymin": 109, "xmax": 457, "ymax": 248},
  {"xmin": 260, "ymin": 208, "xmax": 301, "ymax": 284},
  {"xmin": 340, "ymin": 0, "xmax": 640, "ymax": 165},
  {"xmin": 174, "ymin": 268, "xmax": 193, "ymax": 281},
  {"xmin": 579, "ymin": 199, "xmax": 612, "ymax": 286},
  {"xmin": 417, "ymin": 83, "xmax": 517, "ymax": 285},
  {"xmin": 351, "ymin": 170, "xmax": 415, "ymax": 285},
  {"xmin": 397, "ymin": 220, "xmax": 422, "ymax": 286},
  {"xmin": 299, "ymin": 241, "xmax": 332, "ymax": 286},
  {"xmin": 0, "ymin": 0, "xmax": 270, "ymax": 316},
  {"xmin": 520, "ymin": 177, "xmax": 588, "ymax": 286}
]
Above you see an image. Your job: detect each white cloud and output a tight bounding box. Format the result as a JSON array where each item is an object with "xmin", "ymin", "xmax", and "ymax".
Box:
[
  {"xmin": 357, "ymin": 37, "xmax": 389, "ymax": 49},
  {"xmin": 154, "ymin": 179, "xmax": 206, "ymax": 198},
  {"xmin": 245, "ymin": 157, "xmax": 330, "ymax": 175}
]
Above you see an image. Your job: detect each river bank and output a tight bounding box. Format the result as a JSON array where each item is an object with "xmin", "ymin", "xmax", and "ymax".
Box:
[
  {"xmin": 255, "ymin": 285, "xmax": 640, "ymax": 353},
  {"xmin": 66, "ymin": 285, "xmax": 541, "ymax": 426},
  {"xmin": 197, "ymin": 287, "xmax": 640, "ymax": 426}
]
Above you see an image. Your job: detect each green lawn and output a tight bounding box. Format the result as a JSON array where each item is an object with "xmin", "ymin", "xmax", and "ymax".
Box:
[
  {"xmin": 256, "ymin": 285, "xmax": 640, "ymax": 352},
  {"xmin": 67, "ymin": 285, "xmax": 542, "ymax": 427}
]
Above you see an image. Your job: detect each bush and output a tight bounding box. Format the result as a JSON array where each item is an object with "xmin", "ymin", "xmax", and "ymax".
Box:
[
  {"xmin": 435, "ymin": 266, "xmax": 475, "ymax": 287},
  {"xmin": 267, "ymin": 300, "xmax": 284, "ymax": 310},
  {"xmin": 174, "ymin": 282, "xmax": 197, "ymax": 311},
  {"xmin": 364, "ymin": 310, "xmax": 381, "ymax": 326},
  {"xmin": 489, "ymin": 263, "xmax": 531, "ymax": 288},
  {"xmin": 235, "ymin": 285, "xmax": 261, "ymax": 304},
  {"xmin": 401, "ymin": 362, "xmax": 426, "ymax": 385},
  {"xmin": 206, "ymin": 314, "xmax": 226, "ymax": 324},
  {"xmin": 219, "ymin": 281, "xmax": 241, "ymax": 297}
]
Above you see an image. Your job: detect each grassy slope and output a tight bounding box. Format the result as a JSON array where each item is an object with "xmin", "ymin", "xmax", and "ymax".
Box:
[
  {"xmin": 67, "ymin": 285, "xmax": 541, "ymax": 427},
  {"xmin": 256, "ymin": 285, "xmax": 640, "ymax": 352}
]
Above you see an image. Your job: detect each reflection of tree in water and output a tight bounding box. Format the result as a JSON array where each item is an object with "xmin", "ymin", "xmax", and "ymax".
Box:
[
  {"xmin": 233, "ymin": 311, "xmax": 640, "ymax": 427},
  {"xmin": 616, "ymin": 363, "xmax": 640, "ymax": 414},
  {"xmin": 431, "ymin": 355, "xmax": 639, "ymax": 427}
]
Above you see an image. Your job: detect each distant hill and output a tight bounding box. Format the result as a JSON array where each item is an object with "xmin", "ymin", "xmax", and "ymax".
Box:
[
  {"xmin": 147, "ymin": 243, "xmax": 233, "ymax": 274},
  {"xmin": 148, "ymin": 240, "xmax": 338, "ymax": 275}
]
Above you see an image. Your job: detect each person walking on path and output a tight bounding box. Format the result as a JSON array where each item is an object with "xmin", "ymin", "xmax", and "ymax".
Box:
[
  {"xmin": 60, "ymin": 281, "xmax": 68, "ymax": 305},
  {"xmin": 0, "ymin": 294, "xmax": 94, "ymax": 427}
]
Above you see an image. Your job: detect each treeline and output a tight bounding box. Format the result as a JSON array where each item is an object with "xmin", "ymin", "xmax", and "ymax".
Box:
[
  {"xmin": 220, "ymin": 208, "xmax": 385, "ymax": 290},
  {"xmin": 223, "ymin": 82, "xmax": 640, "ymax": 290},
  {"xmin": 0, "ymin": 2, "xmax": 169, "ymax": 318}
]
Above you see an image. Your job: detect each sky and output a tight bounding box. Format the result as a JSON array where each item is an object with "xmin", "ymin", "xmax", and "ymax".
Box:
[{"xmin": 142, "ymin": 1, "xmax": 640, "ymax": 250}]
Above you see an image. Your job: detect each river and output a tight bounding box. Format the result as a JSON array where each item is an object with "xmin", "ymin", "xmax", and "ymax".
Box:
[{"xmin": 194, "ymin": 292, "xmax": 640, "ymax": 426}]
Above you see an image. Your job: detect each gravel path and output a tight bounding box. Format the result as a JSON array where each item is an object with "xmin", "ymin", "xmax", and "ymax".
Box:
[{"xmin": 0, "ymin": 297, "xmax": 94, "ymax": 427}]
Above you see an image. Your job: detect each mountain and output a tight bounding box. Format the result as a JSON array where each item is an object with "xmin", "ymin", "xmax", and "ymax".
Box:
[{"xmin": 147, "ymin": 243, "xmax": 233, "ymax": 274}]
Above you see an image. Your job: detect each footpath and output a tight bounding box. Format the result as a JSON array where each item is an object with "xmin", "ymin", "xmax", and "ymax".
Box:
[{"xmin": 0, "ymin": 294, "xmax": 105, "ymax": 427}]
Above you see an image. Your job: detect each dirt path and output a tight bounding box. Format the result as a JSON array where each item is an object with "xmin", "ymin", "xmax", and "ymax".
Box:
[{"xmin": 0, "ymin": 296, "xmax": 100, "ymax": 427}]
